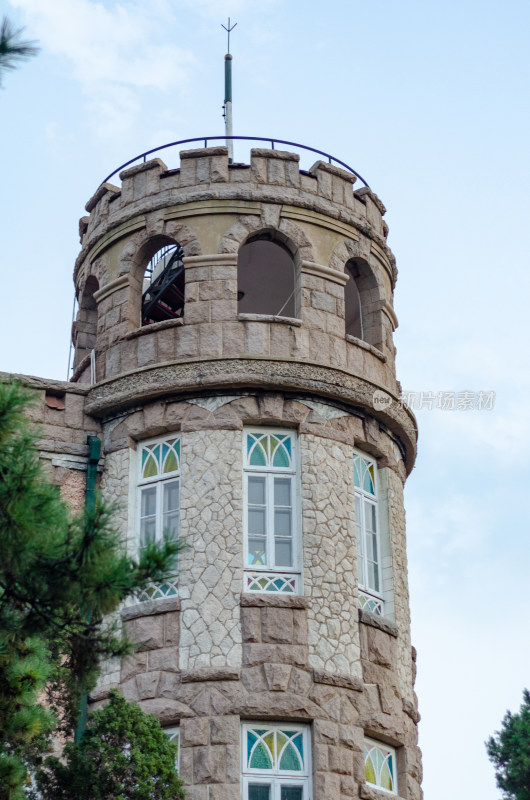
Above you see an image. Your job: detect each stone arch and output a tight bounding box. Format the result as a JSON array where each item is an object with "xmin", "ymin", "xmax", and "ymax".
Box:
[
  {"xmin": 219, "ymin": 215, "xmax": 315, "ymax": 263},
  {"xmin": 221, "ymin": 216, "xmax": 313, "ymax": 319},
  {"xmin": 119, "ymin": 222, "xmax": 202, "ymax": 327},
  {"xmin": 330, "ymin": 240, "xmax": 385, "ymax": 350}
]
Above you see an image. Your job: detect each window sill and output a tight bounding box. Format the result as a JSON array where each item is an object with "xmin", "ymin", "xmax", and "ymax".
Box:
[
  {"xmin": 238, "ymin": 313, "xmax": 302, "ymax": 326},
  {"xmin": 125, "ymin": 317, "xmax": 184, "ymax": 340},
  {"xmin": 121, "ymin": 595, "xmax": 180, "ymax": 620},
  {"xmin": 346, "ymin": 334, "xmax": 387, "ymax": 362},
  {"xmin": 240, "ymin": 593, "xmax": 308, "ymax": 609},
  {"xmin": 358, "ymin": 608, "xmax": 398, "ymax": 638},
  {"xmin": 360, "ymin": 784, "xmax": 403, "ymax": 800}
]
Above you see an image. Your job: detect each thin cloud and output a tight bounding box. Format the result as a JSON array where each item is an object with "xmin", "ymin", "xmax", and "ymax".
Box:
[{"xmin": 9, "ymin": 0, "xmax": 196, "ymax": 136}]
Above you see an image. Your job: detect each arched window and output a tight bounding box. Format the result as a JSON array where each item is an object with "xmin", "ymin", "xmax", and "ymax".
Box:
[
  {"xmin": 142, "ymin": 243, "xmax": 184, "ymax": 326},
  {"xmin": 238, "ymin": 234, "xmax": 296, "ymax": 317},
  {"xmin": 344, "ymin": 257, "xmax": 384, "ymax": 348},
  {"xmin": 73, "ymin": 275, "xmax": 99, "ymax": 371},
  {"xmin": 344, "ymin": 261, "xmax": 363, "ymax": 339}
]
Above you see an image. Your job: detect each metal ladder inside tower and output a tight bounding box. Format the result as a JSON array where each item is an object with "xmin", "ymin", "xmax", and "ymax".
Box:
[{"xmin": 141, "ymin": 245, "xmax": 185, "ymax": 325}]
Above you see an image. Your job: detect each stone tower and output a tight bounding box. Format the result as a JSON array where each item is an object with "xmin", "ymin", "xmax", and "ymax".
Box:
[{"xmin": 69, "ymin": 143, "xmax": 421, "ymax": 800}]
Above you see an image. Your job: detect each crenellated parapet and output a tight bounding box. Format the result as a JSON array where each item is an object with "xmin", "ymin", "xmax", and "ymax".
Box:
[{"xmin": 71, "ymin": 147, "xmax": 412, "ymax": 466}]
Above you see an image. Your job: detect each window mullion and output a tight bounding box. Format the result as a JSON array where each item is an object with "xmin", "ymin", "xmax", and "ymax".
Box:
[
  {"xmin": 268, "ymin": 472, "xmax": 274, "ymax": 569},
  {"xmin": 156, "ymin": 480, "xmax": 163, "ymax": 543}
]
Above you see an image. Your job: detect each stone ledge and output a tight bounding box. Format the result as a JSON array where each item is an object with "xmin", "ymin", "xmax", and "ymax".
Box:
[
  {"xmin": 180, "ymin": 146, "xmax": 229, "ymax": 159},
  {"xmin": 312, "ymin": 669, "xmax": 363, "ymax": 692},
  {"xmin": 121, "ymin": 596, "xmax": 180, "ymax": 620},
  {"xmin": 183, "ymin": 252, "xmax": 238, "ymax": 266},
  {"xmin": 358, "ymin": 609, "xmax": 398, "ymax": 638},
  {"xmin": 85, "ymin": 181, "xmax": 120, "ymax": 213},
  {"xmin": 360, "ymin": 784, "xmax": 405, "ymax": 800},
  {"xmin": 309, "ymin": 160, "xmax": 357, "ymax": 184},
  {"xmin": 402, "ymin": 698, "xmax": 421, "ymax": 723},
  {"xmin": 251, "ymin": 148, "xmax": 300, "ymax": 162},
  {"xmin": 237, "ymin": 313, "xmax": 302, "ymax": 326},
  {"xmin": 36, "ymin": 440, "xmax": 91, "ymax": 456},
  {"xmin": 71, "ymin": 352, "xmax": 92, "ymax": 383},
  {"xmin": 382, "ymin": 301, "xmax": 399, "ymax": 331},
  {"xmin": 0, "ymin": 372, "xmax": 88, "ymax": 395},
  {"xmin": 93, "ymin": 274, "xmax": 130, "ymax": 304},
  {"xmin": 124, "ymin": 318, "xmax": 184, "ymax": 340},
  {"xmin": 181, "ymin": 667, "xmax": 240, "ymax": 683},
  {"xmin": 300, "ymin": 259, "xmax": 349, "ymax": 286},
  {"xmin": 84, "ymin": 357, "xmax": 417, "ymax": 473},
  {"xmin": 240, "ymin": 593, "xmax": 309, "ymax": 609},
  {"xmin": 119, "ymin": 158, "xmax": 168, "ymax": 180},
  {"xmin": 346, "ymin": 334, "xmax": 387, "ymax": 363}
]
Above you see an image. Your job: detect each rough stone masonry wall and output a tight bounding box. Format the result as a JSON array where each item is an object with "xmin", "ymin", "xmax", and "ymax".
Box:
[
  {"xmin": 179, "ymin": 428, "xmax": 243, "ymax": 670},
  {"xmin": 300, "ymin": 433, "xmax": 361, "ymax": 676}
]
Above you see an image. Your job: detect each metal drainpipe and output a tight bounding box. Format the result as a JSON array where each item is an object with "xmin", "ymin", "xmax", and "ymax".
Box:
[{"xmin": 74, "ymin": 434, "xmax": 101, "ymax": 744}]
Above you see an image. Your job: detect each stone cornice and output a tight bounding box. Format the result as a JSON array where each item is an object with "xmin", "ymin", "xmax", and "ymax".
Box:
[
  {"xmin": 182, "ymin": 253, "xmax": 238, "ymax": 267},
  {"xmin": 84, "ymin": 357, "xmax": 417, "ymax": 472}
]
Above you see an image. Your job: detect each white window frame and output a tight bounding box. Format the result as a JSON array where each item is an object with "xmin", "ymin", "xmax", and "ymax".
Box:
[
  {"xmin": 164, "ymin": 725, "xmax": 180, "ymax": 771},
  {"xmin": 135, "ymin": 435, "xmax": 180, "ymax": 602},
  {"xmin": 243, "ymin": 429, "xmax": 301, "ymax": 594},
  {"xmin": 241, "ymin": 723, "xmax": 312, "ymax": 800},
  {"xmin": 354, "ymin": 449, "xmax": 384, "ymax": 613},
  {"xmin": 364, "ymin": 737, "xmax": 398, "ymax": 795}
]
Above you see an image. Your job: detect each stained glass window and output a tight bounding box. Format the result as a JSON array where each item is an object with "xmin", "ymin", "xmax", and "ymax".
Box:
[
  {"xmin": 242, "ymin": 725, "xmax": 310, "ymax": 800},
  {"xmin": 247, "ymin": 432, "xmax": 293, "ymax": 470},
  {"xmin": 136, "ymin": 436, "xmax": 181, "ymax": 602},
  {"xmin": 364, "ymin": 738, "xmax": 397, "ymax": 794},
  {"xmin": 244, "ymin": 430, "xmax": 300, "ymax": 594},
  {"xmin": 354, "ymin": 451, "xmax": 383, "ymax": 613}
]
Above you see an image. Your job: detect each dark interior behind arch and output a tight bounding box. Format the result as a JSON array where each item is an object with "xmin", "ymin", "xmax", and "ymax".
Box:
[{"xmin": 238, "ymin": 235, "xmax": 296, "ymax": 318}]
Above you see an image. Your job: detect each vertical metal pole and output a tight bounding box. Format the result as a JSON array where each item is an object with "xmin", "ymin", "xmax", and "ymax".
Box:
[
  {"xmin": 224, "ymin": 54, "xmax": 233, "ymax": 163},
  {"xmin": 74, "ymin": 435, "xmax": 101, "ymax": 744}
]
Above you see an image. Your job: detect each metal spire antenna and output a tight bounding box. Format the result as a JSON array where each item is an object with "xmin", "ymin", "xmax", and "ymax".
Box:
[{"xmin": 221, "ymin": 17, "xmax": 237, "ymax": 163}]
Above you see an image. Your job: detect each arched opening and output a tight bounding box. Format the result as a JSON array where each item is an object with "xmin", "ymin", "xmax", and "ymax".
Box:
[
  {"xmin": 238, "ymin": 234, "xmax": 296, "ymax": 318},
  {"xmin": 142, "ymin": 243, "xmax": 185, "ymax": 326},
  {"xmin": 74, "ymin": 275, "xmax": 99, "ymax": 370},
  {"xmin": 344, "ymin": 262, "xmax": 363, "ymax": 340},
  {"xmin": 344, "ymin": 257, "xmax": 384, "ymax": 349}
]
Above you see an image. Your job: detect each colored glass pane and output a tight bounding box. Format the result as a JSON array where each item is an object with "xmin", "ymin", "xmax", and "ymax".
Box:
[
  {"xmin": 276, "ymin": 732, "xmax": 287, "ymax": 752},
  {"xmin": 143, "ymin": 453, "xmax": 158, "ymax": 478},
  {"xmin": 249, "ymin": 785, "xmax": 271, "ymax": 800},
  {"xmin": 363, "ymin": 463, "xmax": 375, "ymax": 494},
  {"xmin": 264, "ymin": 731, "xmax": 275, "ymax": 759},
  {"xmin": 247, "ymin": 731, "xmax": 258, "ymax": 763},
  {"xmin": 250, "ymin": 442, "xmax": 267, "ymax": 466},
  {"xmin": 279, "ymin": 742, "xmax": 301, "ymax": 771},
  {"xmin": 163, "ymin": 448, "xmax": 178, "ymax": 473},
  {"xmin": 353, "ymin": 458, "xmax": 362, "ymax": 488},
  {"xmin": 273, "ymin": 443, "xmax": 290, "ymax": 468},
  {"xmin": 280, "ymin": 788, "xmax": 302, "ymax": 800},
  {"xmin": 250, "ymin": 741, "xmax": 272, "ymax": 770},
  {"xmin": 365, "ymin": 753, "xmax": 376, "ymax": 784},
  {"xmin": 292, "ymin": 734, "xmax": 303, "ymax": 761},
  {"xmin": 381, "ymin": 762, "xmax": 393, "ymax": 790}
]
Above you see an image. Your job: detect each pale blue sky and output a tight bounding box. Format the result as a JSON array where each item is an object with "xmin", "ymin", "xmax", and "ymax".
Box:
[{"xmin": 2, "ymin": 1, "xmax": 530, "ymax": 798}]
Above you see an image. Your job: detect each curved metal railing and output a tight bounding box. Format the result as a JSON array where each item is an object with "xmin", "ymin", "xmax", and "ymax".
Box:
[{"xmin": 100, "ymin": 135, "xmax": 370, "ymax": 188}]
